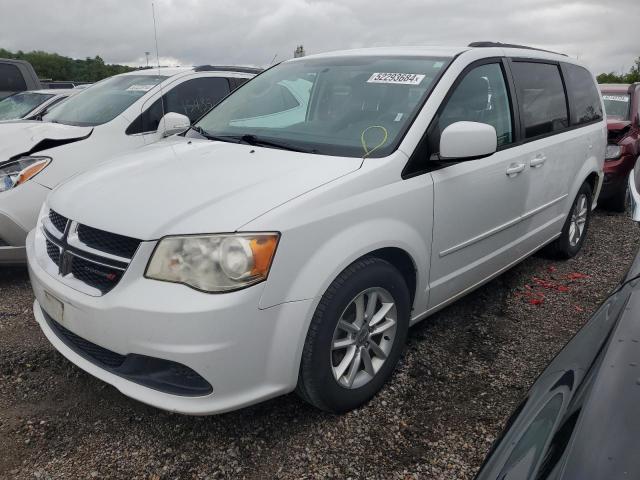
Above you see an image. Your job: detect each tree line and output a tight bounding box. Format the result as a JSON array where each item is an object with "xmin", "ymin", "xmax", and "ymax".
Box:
[
  {"xmin": 1, "ymin": 47, "xmax": 639, "ymax": 85},
  {"xmin": 0, "ymin": 48, "xmax": 137, "ymax": 82},
  {"xmin": 597, "ymin": 57, "xmax": 640, "ymax": 84}
]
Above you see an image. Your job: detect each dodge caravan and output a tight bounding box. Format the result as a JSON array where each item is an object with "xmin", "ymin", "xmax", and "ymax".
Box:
[{"xmin": 27, "ymin": 44, "xmax": 606, "ymax": 414}]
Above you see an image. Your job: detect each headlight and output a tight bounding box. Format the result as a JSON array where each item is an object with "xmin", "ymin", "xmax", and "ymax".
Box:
[
  {"xmin": 145, "ymin": 233, "xmax": 280, "ymax": 292},
  {"xmin": 605, "ymin": 144, "xmax": 622, "ymax": 161},
  {"xmin": 0, "ymin": 156, "xmax": 51, "ymax": 193}
]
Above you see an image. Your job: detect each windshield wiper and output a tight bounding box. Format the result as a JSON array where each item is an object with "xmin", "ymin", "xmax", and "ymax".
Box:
[
  {"xmin": 238, "ymin": 134, "xmax": 317, "ymax": 153},
  {"xmin": 190, "ymin": 125, "xmax": 241, "ymax": 144}
]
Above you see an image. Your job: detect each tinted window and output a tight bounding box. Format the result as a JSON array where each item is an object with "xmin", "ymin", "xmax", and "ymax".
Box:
[
  {"xmin": 0, "ymin": 64, "xmax": 27, "ymax": 91},
  {"xmin": 127, "ymin": 77, "xmax": 230, "ymax": 134},
  {"xmin": 430, "ymin": 62, "xmax": 513, "ymax": 155},
  {"xmin": 511, "ymin": 62, "xmax": 568, "ymax": 138},
  {"xmin": 562, "ymin": 64, "xmax": 602, "ymax": 125}
]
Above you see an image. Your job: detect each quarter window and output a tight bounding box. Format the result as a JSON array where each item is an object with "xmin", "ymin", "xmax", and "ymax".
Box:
[
  {"xmin": 431, "ymin": 62, "xmax": 513, "ymax": 155},
  {"xmin": 562, "ymin": 63, "xmax": 602, "ymax": 126},
  {"xmin": 510, "ymin": 62, "xmax": 568, "ymax": 138},
  {"xmin": 0, "ymin": 64, "xmax": 27, "ymax": 91},
  {"xmin": 127, "ymin": 77, "xmax": 231, "ymax": 135}
]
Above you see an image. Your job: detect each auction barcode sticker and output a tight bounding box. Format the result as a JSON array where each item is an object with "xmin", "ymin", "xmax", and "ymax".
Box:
[
  {"xmin": 602, "ymin": 95, "xmax": 629, "ymax": 102},
  {"xmin": 367, "ymin": 73, "xmax": 426, "ymax": 85}
]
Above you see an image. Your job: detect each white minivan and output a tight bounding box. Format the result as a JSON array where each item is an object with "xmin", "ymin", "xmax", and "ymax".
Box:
[
  {"xmin": 27, "ymin": 44, "xmax": 606, "ymax": 414},
  {"xmin": 0, "ymin": 66, "xmax": 259, "ymax": 264}
]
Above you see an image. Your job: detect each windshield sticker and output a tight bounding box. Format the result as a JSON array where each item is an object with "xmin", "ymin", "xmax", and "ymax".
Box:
[
  {"xmin": 433, "ymin": 61, "xmax": 444, "ymax": 69},
  {"xmin": 367, "ymin": 73, "xmax": 426, "ymax": 85},
  {"xmin": 602, "ymin": 95, "xmax": 629, "ymax": 102},
  {"xmin": 126, "ymin": 84, "xmax": 156, "ymax": 92}
]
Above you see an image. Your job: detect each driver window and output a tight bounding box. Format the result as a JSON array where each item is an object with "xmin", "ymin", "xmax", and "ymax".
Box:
[
  {"xmin": 429, "ymin": 63, "xmax": 513, "ymax": 157},
  {"xmin": 126, "ymin": 77, "xmax": 231, "ymax": 135}
]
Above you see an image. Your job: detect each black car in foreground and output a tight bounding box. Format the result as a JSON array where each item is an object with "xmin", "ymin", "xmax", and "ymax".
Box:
[{"xmin": 476, "ymin": 169, "xmax": 640, "ymax": 479}]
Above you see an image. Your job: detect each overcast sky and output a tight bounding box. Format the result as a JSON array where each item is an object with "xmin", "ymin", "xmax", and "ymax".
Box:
[{"xmin": 1, "ymin": 0, "xmax": 637, "ymax": 74}]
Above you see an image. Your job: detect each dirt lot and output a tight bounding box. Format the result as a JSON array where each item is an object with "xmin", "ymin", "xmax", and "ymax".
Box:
[{"xmin": 1, "ymin": 210, "xmax": 638, "ymax": 480}]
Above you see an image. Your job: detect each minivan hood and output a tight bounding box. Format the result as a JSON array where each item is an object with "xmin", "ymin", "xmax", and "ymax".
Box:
[
  {"xmin": 48, "ymin": 138, "xmax": 363, "ymax": 239},
  {"xmin": 0, "ymin": 121, "xmax": 92, "ymax": 162}
]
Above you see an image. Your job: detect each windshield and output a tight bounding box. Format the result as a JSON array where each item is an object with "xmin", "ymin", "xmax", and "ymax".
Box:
[
  {"xmin": 43, "ymin": 74, "xmax": 167, "ymax": 127},
  {"xmin": 602, "ymin": 93, "xmax": 630, "ymax": 120},
  {"xmin": 0, "ymin": 92, "xmax": 54, "ymax": 120},
  {"xmin": 193, "ymin": 55, "xmax": 451, "ymax": 157}
]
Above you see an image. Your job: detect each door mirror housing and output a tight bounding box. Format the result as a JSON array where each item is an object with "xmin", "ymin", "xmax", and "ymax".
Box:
[
  {"xmin": 158, "ymin": 112, "xmax": 190, "ymax": 137},
  {"xmin": 439, "ymin": 121, "xmax": 497, "ymax": 161}
]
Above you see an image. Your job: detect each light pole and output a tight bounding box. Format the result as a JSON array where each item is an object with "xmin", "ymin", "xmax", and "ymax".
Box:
[{"xmin": 145, "ymin": 52, "xmax": 151, "ymax": 67}]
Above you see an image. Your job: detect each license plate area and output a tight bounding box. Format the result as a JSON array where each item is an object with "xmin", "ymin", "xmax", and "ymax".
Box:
[{"xmin": 42, "ymin": 290, "xmax": 65, "ymax": 324}]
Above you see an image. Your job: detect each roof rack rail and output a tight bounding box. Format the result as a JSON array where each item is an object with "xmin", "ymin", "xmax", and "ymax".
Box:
[
  {"xmin": 468, "ymin": 42, "xmax": 567, "ymax": 57},
  {"xmin": 193, "ymin": 65, "xmax": 263, "ymax": 74}
]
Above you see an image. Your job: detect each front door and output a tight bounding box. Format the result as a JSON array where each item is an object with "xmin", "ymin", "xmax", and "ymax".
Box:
[{"xmin": 427, "ymin": 60, "xmax": 529, "ymax": 310}]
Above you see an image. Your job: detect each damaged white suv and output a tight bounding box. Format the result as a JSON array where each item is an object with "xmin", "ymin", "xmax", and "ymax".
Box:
[
  {"xmin": 28, "ymin": 44, "xmax": 605, "ymax": 414},
  {"xmin": 0, "ymin": 66, "xmax": 258, "ymax": 264}
]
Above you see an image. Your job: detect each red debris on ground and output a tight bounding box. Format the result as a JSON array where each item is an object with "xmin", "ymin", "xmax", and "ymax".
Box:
[{"xmin": 515, "ymin": 268, "xmax": 590, "ymax": 306}]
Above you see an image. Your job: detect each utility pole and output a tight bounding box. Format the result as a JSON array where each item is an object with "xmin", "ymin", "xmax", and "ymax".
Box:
[
  {"xmin": 294, "ymin": 45, "xmax": 305, "ymax": 58},
  {"xmin": 145, "ymin": 51, "xmax": 151, "ymax": 67}
]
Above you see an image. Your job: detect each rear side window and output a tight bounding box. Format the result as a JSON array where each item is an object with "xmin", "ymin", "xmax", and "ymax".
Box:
[
  {"xmin": 0, "ymin": 64, "xmax": 27, "ymax": 91},
  {"xmin": 562, "ymin": 63, "xmax": 602, "ymax": 125},
  {"xmin": 510, "ymin": 62, "xmax": 568, "ymax": 139},
  {"xmin": 127, "ymin": 77, "xmax": 231, "ymax": 135}
]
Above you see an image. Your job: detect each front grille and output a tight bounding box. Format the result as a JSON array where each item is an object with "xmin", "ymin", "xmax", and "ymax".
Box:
[
  {"xmin": 77, "ymin": 224, "xmax": 140, "ymax": 259},
  {"xmin": 46, "ymin": 239, "xmax": 61, "ymax": 265},
  {"xmin": 70, "ymin": 255, "xmax": 124, "ymax": 293},
  {"xmin": 41, "ymin": 209, "xmax": 139, "ymax": 296},
  {"xmin": 49, "ymin": 210, "xmax": 69, "ymax": 234}
]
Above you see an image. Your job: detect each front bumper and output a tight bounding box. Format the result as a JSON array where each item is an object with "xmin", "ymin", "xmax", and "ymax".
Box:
[
  {"xmin": 27, "ymin": 229, "xmax": 315, "ymax": 415},
  {"xmin": 0, "ymin": 181, "xmax": 50, "ymax": 264}
]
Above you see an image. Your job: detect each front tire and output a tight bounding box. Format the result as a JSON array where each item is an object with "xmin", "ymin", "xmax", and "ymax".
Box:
[
  {"xmin": 296, "ymin": 257, "xmax": 410, "ymax": 413},
  {"xmin": 545, "ymin": 182, "xmax": 592, "ymax": 259}
]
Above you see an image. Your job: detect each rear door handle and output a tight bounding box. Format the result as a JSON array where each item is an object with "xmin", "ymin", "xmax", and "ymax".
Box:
[
  {"xmin": 506, "ymin": 162, "xmax": 526, "ymax": 177},
  {"xmin": 530, "ymin": 155, "xmax": 547, "ymax": 168}
]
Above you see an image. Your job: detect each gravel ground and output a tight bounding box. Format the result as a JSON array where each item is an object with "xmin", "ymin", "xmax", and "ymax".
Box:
[{"xmin": 1, "ymin": 210, "xmax": 639, "ymax": 480}]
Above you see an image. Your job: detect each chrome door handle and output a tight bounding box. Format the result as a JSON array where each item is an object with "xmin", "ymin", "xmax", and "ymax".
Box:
[
  {"xmin": 530, "ymin": 155, "xmax": 547, "ymax": 168},
  {"xmin": 506, "ymin": 162, "xmax": 526, "ymax": 177}
]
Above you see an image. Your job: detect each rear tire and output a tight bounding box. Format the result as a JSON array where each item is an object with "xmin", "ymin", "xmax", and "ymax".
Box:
[
  {"xmin": 544, "ymin": 182, "xmax": 592, "ymax": 259},
  {"xmin": 296, "ymin": 257, "xmax": 410, "ymax": 413}
]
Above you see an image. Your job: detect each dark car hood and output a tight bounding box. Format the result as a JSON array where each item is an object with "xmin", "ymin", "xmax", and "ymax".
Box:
[{"xmin": 475, "ymin": 269, "xmax": 640, "ymax": 479}]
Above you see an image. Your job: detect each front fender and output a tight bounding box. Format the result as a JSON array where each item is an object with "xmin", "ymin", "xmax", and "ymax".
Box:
[{"xmin": 260, "ymin": 217, "xmax": 429, "ymax": 311}]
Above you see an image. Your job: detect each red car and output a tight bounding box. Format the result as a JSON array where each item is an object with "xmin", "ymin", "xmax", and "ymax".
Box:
[{"xmin": 599, "ymin": 83, "xmax": 640, "ymax": 211}]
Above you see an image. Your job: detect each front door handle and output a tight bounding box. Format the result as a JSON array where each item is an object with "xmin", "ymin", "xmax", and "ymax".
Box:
[
  {"xmin": 506, "ymin": 162, "xmax": 526, "ymax": 177},
  {"xmin": 530, "ymin": 155, "xmax": 547, "ymax": 168}
]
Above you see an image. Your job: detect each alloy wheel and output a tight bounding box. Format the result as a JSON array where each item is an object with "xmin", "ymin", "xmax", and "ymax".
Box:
[
  {"xmin": 330, "ymin": 287, "xmax": 397, "ymax": 389},
  {"xmin": 569, "ymin": 193, "xmax": 588, "ymax": 247}
]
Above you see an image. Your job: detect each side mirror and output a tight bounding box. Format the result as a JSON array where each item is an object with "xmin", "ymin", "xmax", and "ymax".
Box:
[
  {"xmin": 439, "ymin": 121, "xmax": 497, "ymax": 161},
  {"xmin": 158, "ymin": 112, "xmax": 190, "ymax": 137}
]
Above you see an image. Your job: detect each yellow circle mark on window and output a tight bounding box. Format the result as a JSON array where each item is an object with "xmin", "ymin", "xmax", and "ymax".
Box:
[{"xmin": 361, "ymin": 125, "xmax": 389, "ymax": 158}]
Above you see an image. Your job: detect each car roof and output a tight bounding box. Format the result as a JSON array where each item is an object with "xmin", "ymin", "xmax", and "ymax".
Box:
[
  {"xmin": 29, "ymin": 89, "xmax": 75, "ymax": 95},
  {"xmin": 288, "ymin": 44, "xmax": 575, "ymax": 64},
  {"xmin": 119, "ymin": 65, "xmax": 261, "ymax": 78},
  {"xmin": 599, "ymin": 84, "xmax": 632, "ymax": 92}
]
